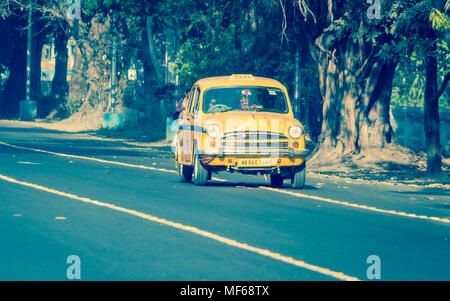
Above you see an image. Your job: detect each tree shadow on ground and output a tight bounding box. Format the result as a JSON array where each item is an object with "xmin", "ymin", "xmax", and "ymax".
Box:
[
  {"xmin": 390, "ymin": 187, "xmax": 449, "ymax": 196},
  {"xmin": 0, "ymin": 126, "xmax": 72, "ymax": 135}
]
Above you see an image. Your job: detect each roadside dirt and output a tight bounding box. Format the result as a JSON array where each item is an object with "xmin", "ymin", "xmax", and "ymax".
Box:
[{"xmin": 307, "ymin": 143, "xmax": 450, "ymax": 188}]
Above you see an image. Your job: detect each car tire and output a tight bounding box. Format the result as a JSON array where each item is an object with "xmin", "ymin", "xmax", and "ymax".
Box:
[
  {"xmin": 270, "ymin": 174, "xmax": 283, "ymax": 188},
  {"xmin": 193, "ymin": 154, "xmax": 208, "ymax": 185},
  {"xmin": 291, "ymin": 166, "xmax": 306, "ymax": 189},
  {"xmin": 178, "ymin": 162, "xmax": 193, "ymax": 183}
]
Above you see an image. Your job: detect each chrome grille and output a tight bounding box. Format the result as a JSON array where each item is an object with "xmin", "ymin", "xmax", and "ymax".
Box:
[
  {"xmin": 220, "ymin": 131, "xmax": 289, "ymax": 155},
  {"xmin": 221, "ymin": 131, "xmax": 288, "ymax": 141}
]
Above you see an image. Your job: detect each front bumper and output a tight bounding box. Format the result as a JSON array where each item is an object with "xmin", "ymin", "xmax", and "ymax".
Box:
[{"xmin": 290, "ymin": 149, "xmax": 310, "ymax": 157}]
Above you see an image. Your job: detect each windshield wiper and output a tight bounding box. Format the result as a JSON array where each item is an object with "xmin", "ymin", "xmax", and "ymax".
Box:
[
  {"xmin": 253, "ymin": 108, "xmax": 282, "ymax": 113},
  {"xmin": 219, "ymin": 108, "xmax": 239, "ymax": 113}
]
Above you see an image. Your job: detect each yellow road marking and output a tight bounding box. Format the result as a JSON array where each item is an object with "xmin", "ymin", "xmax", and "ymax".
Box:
[
  {"xmin": 0, "ymin": 141, "xmax": 176, "ymax": 174},
  {"xmin": 1, "ymin": 141, "xmax": 448, "ymax": 225},
  {"xmin": 0, "ymin": 172, "xmax": 359, "ymax": 281}
]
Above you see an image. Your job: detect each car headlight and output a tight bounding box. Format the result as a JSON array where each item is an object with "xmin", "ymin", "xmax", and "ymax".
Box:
[
  {"xmin": 288, "ymin": 125, "xmax": 303, "ymax": 139},
  {"xmin": 206, "ymin": 124, "xmax": 221, "ymax": 138}
]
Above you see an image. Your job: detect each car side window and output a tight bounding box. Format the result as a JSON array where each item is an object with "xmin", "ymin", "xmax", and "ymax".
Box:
[
  {"xmin": 185, "ymin": 87, "xmax": 195, "ymax": 114},
  {"xmin": 192, "ymin": 87, "xmax": 201, "ymax": 115}
]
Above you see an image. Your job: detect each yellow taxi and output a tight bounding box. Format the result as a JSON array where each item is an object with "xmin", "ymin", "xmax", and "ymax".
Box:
[{"xmin": 175, "ymin": 74, "xmax": 309, "ymax": 188}]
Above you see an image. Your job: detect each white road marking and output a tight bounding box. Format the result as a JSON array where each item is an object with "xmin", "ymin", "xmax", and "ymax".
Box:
[{"xmin": 0, "ymin": 173, "xmax": 359, "ymax": 281}]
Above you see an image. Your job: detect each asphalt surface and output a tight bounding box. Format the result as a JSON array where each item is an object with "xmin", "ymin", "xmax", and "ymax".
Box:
[{"xmin": 0, "ymin": 121, "xmax": 449, "ymax": 281}]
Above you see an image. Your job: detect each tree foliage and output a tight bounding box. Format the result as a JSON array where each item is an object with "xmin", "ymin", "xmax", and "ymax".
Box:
[{"xmin": 0, "ymin": 0, "xmax": 448, "ymax": 172}]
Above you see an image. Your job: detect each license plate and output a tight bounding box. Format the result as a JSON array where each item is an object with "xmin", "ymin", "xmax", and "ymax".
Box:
[{"xmin": 237, "ymin": 158, "xmax": 274, "ymax": 167}]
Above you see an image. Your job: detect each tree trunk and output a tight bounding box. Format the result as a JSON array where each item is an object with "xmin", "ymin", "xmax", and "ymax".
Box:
[
  {"xmin": 318, "ymin": 49, "xmax": 342, "ymax": 152},
  {"xmin": 145, "ymin": 16, "xmax": 163, "ymax": 83},
  {"xmin": 297, "ymin": 42, "xmax": 322, "ymax": 141},
  {"xmin": 31, "ymin": 31, "xmax": 43, "ymax": 103},
  {"xmin": 358, "ymin": 62, "xmax": 397, "ymax": 150},
  {"xmin": 424, "ymin": 38, "xmax": 441, "ymax": 176},
  {"xmin": 141, "ymin": 15, "xmax": 164, "ymax": 137},
  {"xmin": 0, "ymin": 32, "xmax": 26, "ymax": 117},
  {"xmin": 312, "ymin": 30, "xmax": 396, "ymax": 162},
  {"xmin": 68, "ymin": 20, "xmax": 91, "ymax": 113},
  {"xmin": 52, "ymin": 27, "xmax": 69, "ymax": 109},
  {"xmin": 143, "ymin": 63, "xmax": 164, "ymax": 136},
  {"xmin": 375, "ymin": 63, "xmax": 396, "ymax": 146}
]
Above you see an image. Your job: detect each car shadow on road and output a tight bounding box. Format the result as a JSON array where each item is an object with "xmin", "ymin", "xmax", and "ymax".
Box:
[
  {"xmin": 206, "ymin": 180, "xmax": 317, "ymax": 190},
  {"xmin": 431, "ymin": 204, "xmax": 450, "ymax": 210}
]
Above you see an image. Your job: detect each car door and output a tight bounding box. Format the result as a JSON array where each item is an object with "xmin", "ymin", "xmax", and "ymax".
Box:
[
  {"xmin": 178, "ymin": 88, "xmax": 194, "ymax": 165},
  {"xmin": 190, "ymin": 86, "xmax": 202, "ymax": 161},
  {"xmin": 178, "ymin": 86, "xmax": 198, "ymax": 165},
  {"xmin": 184, "ymin": 86, "xmax": 200, "ymax": 164}
]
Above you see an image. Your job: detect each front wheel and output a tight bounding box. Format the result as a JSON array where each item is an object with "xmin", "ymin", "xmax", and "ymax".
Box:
[
  {"xmin": 178, "ymin": 162, "xmax": 193, "ymax": 183},
  {"xmin": 193, "ymin": 154, "xmax": 208, "ymax": 185},
  {"xmin": 270, "ymin": 174, "xmax": 283, "ymax": 188},
  {"xmin": 291, "ymin": 167, "xmax": 306, "ymax": 189}
]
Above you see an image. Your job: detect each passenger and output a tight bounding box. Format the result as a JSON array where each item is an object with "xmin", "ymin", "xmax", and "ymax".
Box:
[
  {"xmin": 171, "ymin": 90, "xmax": 190, "ymax": 153},
  {"xmin": 173, "ymin": 91, "xmax": 189, "ymax": 120}
]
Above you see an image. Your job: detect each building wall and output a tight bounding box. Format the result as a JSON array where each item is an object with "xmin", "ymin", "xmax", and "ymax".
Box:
[{"xmin": 390, "ymin": 106, "xmax": 450, "ymax": 154}]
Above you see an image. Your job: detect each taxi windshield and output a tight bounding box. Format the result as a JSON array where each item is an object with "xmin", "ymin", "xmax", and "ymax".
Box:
[{"xmin": 202, "ymin": 86, "xmax": 289, "ymax": 114}]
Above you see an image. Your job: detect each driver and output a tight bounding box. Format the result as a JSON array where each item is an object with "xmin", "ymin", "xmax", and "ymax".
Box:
[
  {"xmin": 208, "ymin": 98, "xmax": 217, "ymax": 110},
  {"xmin": 240, "ymin": 89, "xmax": 251, "ymax": 109}
]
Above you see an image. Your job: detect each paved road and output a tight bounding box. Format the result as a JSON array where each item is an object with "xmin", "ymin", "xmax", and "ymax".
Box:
[{"xmin": 0, "ymin": 121, "xmax": 449, "ymax": 281}]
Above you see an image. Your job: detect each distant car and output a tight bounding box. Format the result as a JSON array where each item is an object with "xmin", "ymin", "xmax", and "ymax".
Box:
[{"xmin": 175, "ymin": 74, "xmax": 309, "ymax": 188}]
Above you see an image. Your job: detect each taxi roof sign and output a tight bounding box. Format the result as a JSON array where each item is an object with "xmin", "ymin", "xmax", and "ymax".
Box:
[{"xmin": 229, "ymin": 74, "xmax": 255, "ymax": 80}]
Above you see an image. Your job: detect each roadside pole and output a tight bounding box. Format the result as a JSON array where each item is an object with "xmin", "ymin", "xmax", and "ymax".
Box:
[
  {"xmin": 102, "ymin": 10, "xmax": 123, "ymax": 129},
  {"xmin": 111, "ymin": 25, "xmax": 117, "ymax": 113},
  {"xmin": 294, "ymin": 47, "xmax": 300, "ymax": 120},
  {"xmin": 19, "ymin": 0, "xmax": 37, "ymax": 120}
]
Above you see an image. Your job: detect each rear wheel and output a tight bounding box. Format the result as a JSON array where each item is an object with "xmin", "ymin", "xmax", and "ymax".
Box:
[
  {"xmin": 193, "ymin": 154, "xmax": 208, "ymax": 185},
  {"xmin": 291, "ymin": 166, "xmax": 306, "ymax": 189},
  {"xmin": 270, "ymin": 174, "xmax": 283, "ymax": 188},
  {"xmin": 178, "ymin": 162, "xmax": 193, "ymax": 183}
]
